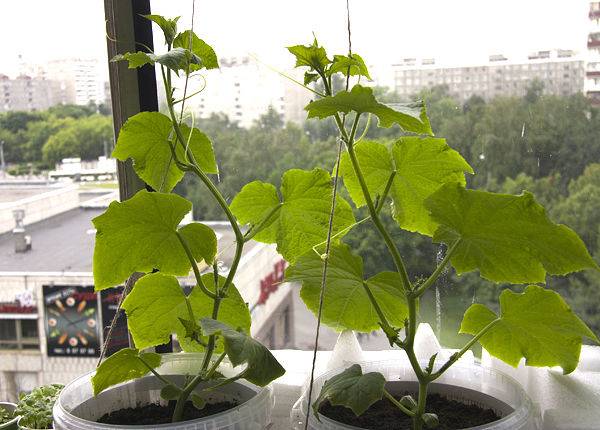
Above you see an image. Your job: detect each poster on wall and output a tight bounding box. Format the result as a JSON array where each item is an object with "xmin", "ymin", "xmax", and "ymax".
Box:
[
  {"xmin": 42, "ymin": 285, "xmax": 101, "ymax": 357},
  {"xmin": 100, "ymin": 287, "xmax": 129, "ymax": 357}
]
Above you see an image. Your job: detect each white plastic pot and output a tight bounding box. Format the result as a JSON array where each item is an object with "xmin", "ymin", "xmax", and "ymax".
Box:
[
  {"xmin": 291, "ymin": 360, "xmax": 541, "ymax": 430},
  {"xmin": 53, "ymin": 353, "xmax": 274, "ymax": 430},
  {"xmin": 0, "ymin": 402, "xmax": 18, "ymax": 430}
]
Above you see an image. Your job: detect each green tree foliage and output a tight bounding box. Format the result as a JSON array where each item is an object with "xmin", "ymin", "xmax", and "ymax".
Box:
[{"xmin": 42, "ymin": 114, "xmax": 113, "ymax": 165}]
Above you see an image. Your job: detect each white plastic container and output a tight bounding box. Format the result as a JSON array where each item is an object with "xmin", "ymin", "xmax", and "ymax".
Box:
[
  {"xmin": 53, "ymin": 353, "xmax": 274, "ymax": 430},
  {"xmin": 291, "ymin": 360, "xmax": 541, "ymax": 430},
  {"xmin": 0, "ymin": 402, "xmax": 18, "ymax": 430}
]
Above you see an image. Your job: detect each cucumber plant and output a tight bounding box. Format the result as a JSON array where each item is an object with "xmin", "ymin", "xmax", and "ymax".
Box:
[
  {"xmin": 254, "ymin": 38, "xmax": 597, "ymax": 429},
  {"xmin": 91, "ymin": 15, "xmax": 285, "ymax": 423}
]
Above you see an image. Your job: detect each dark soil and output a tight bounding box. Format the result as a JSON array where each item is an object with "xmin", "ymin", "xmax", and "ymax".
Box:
[
  {"xmin": 97, "ymin": 400, "xmax": 237, "ymax": 425},
  {"xmin": 319, "ymin": 393, "xmax": 502, "ymax": 430}
]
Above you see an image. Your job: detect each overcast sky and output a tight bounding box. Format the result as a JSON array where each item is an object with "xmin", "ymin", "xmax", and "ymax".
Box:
[{"xmin": 0, "ymin": 0, "xmax": 591, "ymax": 78}]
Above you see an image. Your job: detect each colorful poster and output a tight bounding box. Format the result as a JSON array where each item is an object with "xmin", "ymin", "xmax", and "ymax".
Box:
[
  {"xmin": 42, "ymin": 285, "xmax": 100, "ymax": 357},
  {"xmin": 100, "ymin": 287, "xmax": 130, "ymax": 357}
]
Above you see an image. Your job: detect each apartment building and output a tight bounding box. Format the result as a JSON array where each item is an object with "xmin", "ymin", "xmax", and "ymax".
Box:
[
  {"xmin": 0, "ymin": 74, "xmax": 56, "ymax": 113},
  {"xmin": 188, "ymin": 57, "xmax": 311, "ymax": 127},
  {"xmin": 586, "ymin": 2, "xmax": 600, "ymax": 102},
  {"xmin": 393, "ymin": 50, "xmax": 584, "ymax": 102},
  {"xmin": 43, "ymin": 58, "xmax": 108, "ymax": 106}
]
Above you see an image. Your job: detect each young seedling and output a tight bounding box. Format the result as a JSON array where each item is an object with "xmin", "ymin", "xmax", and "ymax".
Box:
[
  {"xmin": 229, "ymin": 36, "xmax": 600, "ymax": 429},
  {"xmin": 15, "ymin": 384, "xmax": 63, "ymax": 429},
  {"xmin": 91, "ymin": 15, "xmax": 284, "ymax": 423},
  {"xmin": 0, "ymin": 406, "xmax": 14, "ymax": 425}
]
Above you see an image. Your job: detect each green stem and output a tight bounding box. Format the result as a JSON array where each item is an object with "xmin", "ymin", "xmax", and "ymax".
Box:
[
  {"xmin": 243, "ymin": 203, "xmax": 282, "ymax": 242},
  {"xmin": 138, "ymin": 356, "xmax": 171, "ymax": 387},
  {"xmin": 345, "ymin": 141, "xmax": 412, "ymax": 292},
  {"xmin": 205, "ymin": 352, "xmax": 227, "ymax": 379},
  {"xmin": 413, "ymin": 239, "xmax": 462, "ymax": 298},
  {"xmin": 354, "ymin": 113, "xmax": 371, "ymax": 144},
  {"xmin": 311, "ymin": 215, "xmax": 370, "ymax": 255},
  {"xmin": 413, "ymin": 381, "xmax": 428, "ymax": 430},
  {"xmin": 429, "ymin": 318, "xmax": 501, "ymax": 381},
  {"xmin": 176, "ymin": 231, "xmax": 216, "ymax": 299},
  {"xmin": 362, "ymin": 282, "xmax": 398, "ymax": 345},
  {"xmin": 383, "ymin": 389, "xmax": 415, "ymax": 417},
  {"xmin": 375, "ymin": 170, "xmax": 396, "ymax": 214}
]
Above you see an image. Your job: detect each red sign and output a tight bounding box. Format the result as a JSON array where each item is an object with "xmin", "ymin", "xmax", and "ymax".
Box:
[
  {"xmin": 257, "ymin": 259, "xmax": 286, "ymax": 305},
  {"xmin": 0, "ymin": 302, "xmax": 37, "ymax": 314}
]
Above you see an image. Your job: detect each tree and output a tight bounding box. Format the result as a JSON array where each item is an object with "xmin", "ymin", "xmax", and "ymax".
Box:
[{"xmin": 42, "ymin": 115, "xmax": 113, "ymax": 165}]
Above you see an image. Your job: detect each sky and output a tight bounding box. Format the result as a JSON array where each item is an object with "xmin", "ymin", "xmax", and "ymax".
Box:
[{"xmin": 0, "ymin": 0, "xmax": 592, "ymax": 79}]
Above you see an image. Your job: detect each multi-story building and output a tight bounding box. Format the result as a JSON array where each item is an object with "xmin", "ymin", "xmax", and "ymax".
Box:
[
  {"xmin": 0, "ymin": 183, "xmax": 295, "ymax": 401},
  {"xmin": 586, "ymin": 2, "xmax": 600, "ymax": 103},
  {"xmin": 0, "ymin": 74, "xmax": 56, "ymax": 113},
  {"xmin": 43, "ymin": 58, "xmax": 108, "ymax": 106},
  {"xmin": 188, "ymin": 57, "xmax": 311, "ymax": 127},
  {"xmin": 393, "ymin": 50, "xmax": 584, "ymax": 102}
]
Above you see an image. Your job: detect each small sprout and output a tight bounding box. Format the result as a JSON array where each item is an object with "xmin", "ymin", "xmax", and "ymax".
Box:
[
  {"xmin": 320, "ymin": 253, "xmax": 328, "ymax": 261},
  {"xmin": 399, "ymin": 395, "xmax": 417, "ymax": 411},
  {"xmin": 160, "ymin": 384, "xmax": 181, "ymax": 401},
  {"xmin": 191, "ymin": 393, "xmax": 206, "ymax": 410},
  {"xmin": 422, "ymin": 413, "xmax": 439, "ymax": 428}
]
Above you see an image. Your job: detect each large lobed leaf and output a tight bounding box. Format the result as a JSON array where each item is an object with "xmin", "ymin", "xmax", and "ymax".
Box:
[
  {"xmin": 92, "ymin": 348, "xmax": 161, "ymax": 396},
  {"xmin": 112, "ymin": 112, "xmax": 217, "ymax": 193},
  {"xmin": 93, "ymin": 190, "xmax": 217, "ymax": 290},
  {"xmin": 286, "ymin": 243, "xmax": 408, "ymax": 332},
  {"xmin": 305, "ymin": 85, "xmax": 432, "ymax": 135},
  {"xmin": 461, "ymin": 285, "xmax": 599, "ymax": 374},
  {"xmin": 230, "ymin": 168, "xmax": 356, "ymax": 263},
  {"xmin": 340, "ymin": 138, "xmax": 472, "ymax": 236},
  {"xmin": 313, "ymin": 364, "xmax": 386, "ymax": 419},
  {"xmin": 425, "ymin": 183, "xmax": 599, "ymax": 283},
  {"xmin": 200, "ymin": 318, "xmax": 285, "ymax": 386},
  {"xmin": 122, "ymin": 272, "xmax": 250, "ymax": 350}
]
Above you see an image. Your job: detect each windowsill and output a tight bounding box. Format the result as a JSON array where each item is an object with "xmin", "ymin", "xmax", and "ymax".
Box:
[{"xmin": 269, "ymin": 326, "xmax": 600, "ymax": 429}]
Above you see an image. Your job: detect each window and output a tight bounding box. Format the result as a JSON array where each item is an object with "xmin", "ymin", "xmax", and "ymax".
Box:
[{"xmin": 0, "ymin": 319, "xmax": 39, "ymax": 350}]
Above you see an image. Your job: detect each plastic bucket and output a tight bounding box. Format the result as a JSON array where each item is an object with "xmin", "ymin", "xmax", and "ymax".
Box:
[
  {"xmin": 53, "ymin": 353, "xmax": 274, "ymax": 430},
  {"xmin": 291, "ymin": 360, "xmax": 541, "ymax": 430}
]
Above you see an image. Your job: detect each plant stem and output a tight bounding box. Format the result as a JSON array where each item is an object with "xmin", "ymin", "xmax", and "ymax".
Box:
[
  {"xmin": 176, "ymin": 231, "xmax": 216, "ymax": 299},
  {"xmin": 375, "ymin": 170, "xmax": 396, "ymax": 214},
  {"xmin": 413, "ymin": 381, "xmax": 428, "ymax": 430},
  {"xmin": 138, "ymin": 356, "xmax": 172, "ymax": 387},
  {"xmin": 362, "ymin": 282, "xmax": 397, "ymax": 344},
  {"xmin": 163, "ymin": 62, "xmax": 246, "ymax": 423},
  {"xmin": 413, "ymin": 239, "xmax": 462, "ymax": 298},
  {"xmin": 243, "ymin": 203, "xmax": 282, "ymax": 242},
  {"xmin": 344, "ymin": 138, "xmax": 412, "ymax": 293},
  {"xmin": 428, "ymin": 318, "xmax": 501, "ymax": 381},
  {"xmin": 383, "ymin": 389, "xmax": 415, "ymax": 417}
]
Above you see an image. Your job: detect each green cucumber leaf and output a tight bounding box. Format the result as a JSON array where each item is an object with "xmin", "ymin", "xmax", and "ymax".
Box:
[
  {"xmin": 112, "ymin": 112, "xmax": 217, "ymax": 192},
  {"xmin": 122, "ymin": 272, "xmax": 250, "ymax": 351},
  {"xmin": 461, "ymin": 285, "xmax": 600, "ymax": 374},
  {"xmin": 312, "ymin": 364, "xmax": 385, "ymax": 419},
  {"xmin": 230, "ymin": 168, "xmax": 356, "ymax": 263},
  {"xmin": 287, "ymin": 38, "xmax": 331, "ymax": 73},
  {"xmin": 92, "ymin": 348, "xmax": 161, "ymax": 396},
  {"xmin": 286, "ymin": 243, "xmax": 408, "ymax": 332},
  {"xmin": 143, "ymin": 14, "xmax": 180, "ymax": 44},
  {"xmin": 328, "ymin": 54, "xmax": 371, "ymax": 80},
  {"xmin": 173, "ymin": 30, "xmax": 219, "ymax": 70},
  {"xmin": 200, "ymin": 318, "xmax": 286, "ymax": 386},
  {"xmin": 92, "ymin": 190, "xmax": 216, "ymax": 290},
  {"xmin": 305, "ymin": 85, "xmax": 432, "ymax": 134},
  {"xmin": 425, "ymin": 183, "xmax": 599, "ymax": 283}
]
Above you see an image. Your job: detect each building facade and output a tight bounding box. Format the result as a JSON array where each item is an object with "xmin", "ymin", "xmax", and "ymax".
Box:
[
  {"xmin": 187, "ymin": 57, "xmax": 311, "ymax": 127},
  {"xmin": 0, "ymin": 74, "xmax": 57, "ymax": 113},
  {"xmin": 586, "ymin": 2, "xmax": 600, "ymax": 102},
  {"xmin": 393, "ymin": 50, "xmax": 584, "ymax": 102},
  {"xmin": 43, "ymin": 58, "xmax": 108, "ymax": 107}
]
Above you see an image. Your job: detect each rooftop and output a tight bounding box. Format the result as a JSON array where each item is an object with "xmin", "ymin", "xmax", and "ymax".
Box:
[{"xmin": 0, "ymin": 206, "xmax": 257, "ymax": 275}]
